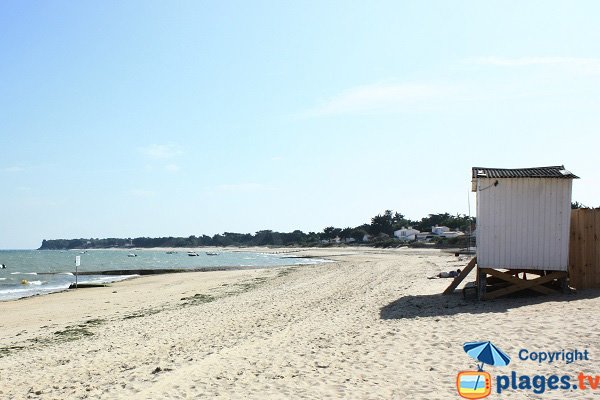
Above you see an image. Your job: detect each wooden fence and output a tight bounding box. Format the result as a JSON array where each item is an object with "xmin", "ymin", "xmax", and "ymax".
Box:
[{"xmin": 569, "ymin": 209, "xmax": 600, "ymax": 289}]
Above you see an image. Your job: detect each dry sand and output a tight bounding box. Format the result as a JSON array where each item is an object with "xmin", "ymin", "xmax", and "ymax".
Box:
[{"xmin": 1, "ymin": 248, "xmax": 599, "ymax": 399}]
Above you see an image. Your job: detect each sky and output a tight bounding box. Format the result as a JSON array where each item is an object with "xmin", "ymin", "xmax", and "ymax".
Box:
[{"xmin": 1, "ymin": 1, "xmax": 600, "ymax": 249}]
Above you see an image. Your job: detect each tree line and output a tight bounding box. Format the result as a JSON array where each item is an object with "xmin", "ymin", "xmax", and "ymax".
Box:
[{"xmin": 38, "ymin": 210, "xmax": 475, "ymax": 250}]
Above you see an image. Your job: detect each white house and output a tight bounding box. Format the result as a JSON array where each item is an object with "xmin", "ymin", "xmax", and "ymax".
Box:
[
  {"xmin": 394, "ymin": 227, "xmax": 420, "ymax": 241},
  {"xmin": 432, "ymin": 226, "xmax": 450, "ymax": 235},
  {"xmin": 441, "ymin": 231, "xmax": 464, "ymax": 238},
  {"xmin": 415, "ymin": 232, "xmax": 433, "ymax": 241},
  {"xmin": 321, "ymin": 236, "xmax": 342, "ymax": 244}
]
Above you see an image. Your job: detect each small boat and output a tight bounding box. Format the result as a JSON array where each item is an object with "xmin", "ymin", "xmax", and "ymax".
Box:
[
  {"xmin": 166, "ymin": 251, "xmax": 177, "ymax": 254},
  {"xmin": 127, "ymin": 253, "xmax": 137, "ymax": 257},
  {"xmin": 187, "ymin": 251, "xmax": 199, "ymax": 256},
  {"xmin": 205, "ymin": 252, "xmax": 220, "ymax": 256}
]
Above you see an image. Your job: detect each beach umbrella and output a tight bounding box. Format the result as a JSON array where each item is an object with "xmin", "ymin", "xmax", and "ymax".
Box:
[{"xmin": 463, "ymin": 341, "xmax": 511, "ymax": 370}]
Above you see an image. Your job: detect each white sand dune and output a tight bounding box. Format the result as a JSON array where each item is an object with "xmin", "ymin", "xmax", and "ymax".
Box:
[{"xmin": 0, "ymin": 248, "xmax": 598, "ymax": 399}]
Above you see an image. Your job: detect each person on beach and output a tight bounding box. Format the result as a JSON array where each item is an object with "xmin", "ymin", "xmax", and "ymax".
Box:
[{"xmin": 428, "ymin": 268, "xmax": 461, "ymax": 279}]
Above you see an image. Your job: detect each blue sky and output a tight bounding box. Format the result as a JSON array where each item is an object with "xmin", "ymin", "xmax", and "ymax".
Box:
[{"xmin": 1, "ymin": 1, "xmax": 599, "ymax": 248}]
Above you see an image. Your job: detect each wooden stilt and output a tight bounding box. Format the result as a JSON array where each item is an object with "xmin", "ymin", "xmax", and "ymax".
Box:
[
  {"xmin": 482, "ymin": 268, "xmax": 557, "ymax": 295},
  {"xmin": 443, "ymin": 257, "xmax": 477, "ymax": 295},
  {"xmin": 477, "ymin": 268, "xmax": 487, "ymax": 301},
  {"xmin": 481, "ymin": 270, "xmax": 567, "ymax": 300}
]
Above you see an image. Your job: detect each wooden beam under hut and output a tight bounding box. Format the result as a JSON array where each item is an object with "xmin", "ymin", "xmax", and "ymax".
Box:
[
  {"xmin": 443, "ymin": 257, "xmax": 477, "ymax": 295},
  {"xmin": 477, "ymin": 268, "xmax": 568, "ymax": 300}
]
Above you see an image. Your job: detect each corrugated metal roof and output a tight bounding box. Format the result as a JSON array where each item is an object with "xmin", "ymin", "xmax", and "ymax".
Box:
[{"xmin": 472, "ymin": 166, "xmax": 579, "ymax": 179}]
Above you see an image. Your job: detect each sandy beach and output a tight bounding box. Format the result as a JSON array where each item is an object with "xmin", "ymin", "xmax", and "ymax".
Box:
[{"xmin": 1, "ymin": 247, "xmax": 599, "ymax": 399}]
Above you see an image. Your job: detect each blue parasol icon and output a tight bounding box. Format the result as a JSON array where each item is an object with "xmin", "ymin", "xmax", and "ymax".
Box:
[
  {"xmin": 464, "ymin": 341, "xmax": 511, "ymax": 371},
  {"xmin": 463, "ymin": 341, "xmax": 511, "ymax": 393}
]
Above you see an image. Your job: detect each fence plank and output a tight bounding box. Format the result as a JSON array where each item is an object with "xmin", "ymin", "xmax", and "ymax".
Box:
[
  {"xmin": 595, "ymin": 210, "xmax": 600, "ymax": 288},
  {"xmin": 568, "ymin": 210, "xmax": 575, "ymax": 287},
  {"xmin": 581, "ymin": 209, "xmax": 588, "ymax": 289},
  {"xmin": 569, "ymin": 209, "xmax": 600, "ymax": 290},
  {"xmin": 586, "ymin": 209, "xmax": 595, "ymax": 289},
  {"xmin": 569, "ymin": 210, "xmax": 582, "ymax": 288},
  {"xmin": 578, "ymin": 209, "xmax": 585, "ymax": 288}
]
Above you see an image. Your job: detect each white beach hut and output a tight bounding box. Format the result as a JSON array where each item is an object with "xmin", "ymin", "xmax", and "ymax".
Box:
[
  {"xmin": 445, "ymin": 165, "xmax": 579, "ymax": 299},
  {"xmin": 473, "ymin": 165, "xmax": 578, "ymax": 271}
]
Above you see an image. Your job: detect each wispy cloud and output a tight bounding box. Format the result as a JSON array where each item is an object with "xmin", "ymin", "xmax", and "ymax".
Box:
[
  {"xmin": 165, "ymin": 164, "xmax": 180, "ymax": 172},
  {"xmin": 216, "ymin": 183, "xmax": 267, "ymax": 193},
  {"xmin": 128, "ymin": 189, "xmax": 156, "ymax": 198},
  {"xmin": 139, "ymin": 144, "xmax": 184, "ymax": 173},
  {"xmin": 2, "ymin": 166, "xmax": 25, "ymax": 172},
  {"xmin": 139, "ymin": 144, "xmax": 183, "ymax": 159},
  {"xmin": 300, "ymin": 58, "xmax": 600, "ymax": 119},
  {"xmin": 470, "ymin": 56, "xmax": 600, "ymax": 74},
  {"xmin": 302, "ymin": 82, "xmax": 454, "ymax": 117}
]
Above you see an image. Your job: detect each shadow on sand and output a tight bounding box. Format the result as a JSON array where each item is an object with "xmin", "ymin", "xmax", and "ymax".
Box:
[{"xmin": 380, "ymin": 289, "xmax": 600, "ymax": 320}]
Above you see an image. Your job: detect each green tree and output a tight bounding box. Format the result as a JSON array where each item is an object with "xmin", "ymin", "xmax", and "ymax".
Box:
[
  {"xmin": 370, "ymin": 210, "xmax": 394, "ymax": 236},
  {"xmin": 340, "ymin": 227, "xmax": 353, "ymax": 241},
  {"xmin": 322, "ymin": 226, "xmax": 336, "ymax": 240}
]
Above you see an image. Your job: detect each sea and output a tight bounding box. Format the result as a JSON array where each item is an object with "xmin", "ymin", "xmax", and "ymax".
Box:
[{"xmin": 0, "ymin": 249, "xmax": 326, "ymax": 301}]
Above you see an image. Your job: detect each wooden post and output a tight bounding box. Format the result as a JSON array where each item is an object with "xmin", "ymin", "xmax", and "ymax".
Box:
[
  {"xmin": 477, "ymin": 268, "xmax": 487, "ymax": 301},
  {"xmin": 443, "ymin": 257, "xmax": 477, "ymax": 295},
  {"xmin": 75, "ymin": 256, "xmax": 80, "ymax": 289}
]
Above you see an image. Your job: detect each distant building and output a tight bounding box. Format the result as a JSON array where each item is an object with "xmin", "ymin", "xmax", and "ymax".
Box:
[
  {"xmin": 415, "ymin": 232, "xmax": 434, "ymax": 241},
  {"xmin": 321, "ymin": 236, "xmax": 341, "ymax": 244},
  {"xmin": 393, "ymin": 227, "xmax": 420, "ymax": 241},
  {"xmin": 431, "ymin": 226, "xmax": 450, "ymax": 235},
  {"xmin": 441, "ymin": 231, "xmax": 464, "ymax": 238}
]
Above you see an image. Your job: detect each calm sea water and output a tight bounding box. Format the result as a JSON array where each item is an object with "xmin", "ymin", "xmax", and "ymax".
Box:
[{"xmin": 0, "ymin": 249, "xmax": 325, "ymax": 301}]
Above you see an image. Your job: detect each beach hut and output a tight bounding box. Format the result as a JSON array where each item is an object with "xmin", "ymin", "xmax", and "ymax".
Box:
[{"xmin": 445, "ymin": 165, "xmax": 579, "ymax": 300}]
